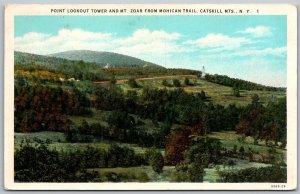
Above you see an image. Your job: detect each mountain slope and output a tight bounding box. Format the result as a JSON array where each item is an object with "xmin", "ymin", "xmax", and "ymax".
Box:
[
  {"xmin": 14, "ymin": 51, "xmax": 110, "ymax": 81},
  {"xmin": 49, "ymin": 50, "xmax": 162, "ymax": 68}
]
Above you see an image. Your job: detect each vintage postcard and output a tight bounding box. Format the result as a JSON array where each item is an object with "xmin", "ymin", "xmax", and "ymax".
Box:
[{"xmin": 4, "ymin": 4, "xmax": 297, "ymax": 190}]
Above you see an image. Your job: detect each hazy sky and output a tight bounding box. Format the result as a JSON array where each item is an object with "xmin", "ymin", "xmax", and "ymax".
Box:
[{"xmin": 14, "ymin": 16, "xmax": 287, "ymax": 87}]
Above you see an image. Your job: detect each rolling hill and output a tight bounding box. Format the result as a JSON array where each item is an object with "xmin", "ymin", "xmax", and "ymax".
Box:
[
  {"xmin": 14, "ymin": 50, "xmax": 284, "ymax": 92},
  {"xmin": 49, "ymin": 50, "xmax": 162, "ymax": 68}
]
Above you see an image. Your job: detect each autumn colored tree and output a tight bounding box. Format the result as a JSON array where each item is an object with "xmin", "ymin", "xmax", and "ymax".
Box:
[{"xmin": 165, "ymin": 127, "xmax": 191, "ymax": 165}]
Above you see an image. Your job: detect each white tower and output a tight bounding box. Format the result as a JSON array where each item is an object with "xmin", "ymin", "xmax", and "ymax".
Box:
[{"xmin": 202, "ymin": 66, "xmax": 206, "ymax": 78}]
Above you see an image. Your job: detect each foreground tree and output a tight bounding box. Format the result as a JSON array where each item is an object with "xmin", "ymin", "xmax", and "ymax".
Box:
[
  {"xmin": 148, "ymin": 150, "xmax": 164, "ymax": 174},
  {"xmin": 165, "ymin": 127, "xmax": 191, "ymax": 165}
]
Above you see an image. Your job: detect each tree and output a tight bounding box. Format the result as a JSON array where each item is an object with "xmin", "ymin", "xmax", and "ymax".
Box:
[
  {"xmin": 239, "ymin": 146, "xmax": 245, "ymax": 158},
  {"xmin": 232, "ymin": 87, "xmax": 240, "ymax": 97},
  {"xmin": 110, "ymin": 75, "xmax": 117, "ymax": 84},
  {"xmin": 165, "ymin": 127, "xmax": 191, "ymax": 165},
  {"xmin": 128, "ymin": 78, "xmax": 139, "ymax": 88},
  {"xmin": 248, "ymin": 148, "xmax": 254, "ymax": 162},
  {"xmin": 173, "ymin": 79, "xmax": 181, "ymax": 87},
  {"xmin": 251, "ymin": 94, "xmax": 260, "ymax": 105},
  {"xmin": 162, "ymin": 79, "xmax": 169, "ymax": 87},
  {"xmin": 149, "ymin": 151, "xmax": 164, "ymax": 174},
  {"xmin": 233, "ymin": 145, "xmax": 237, "ymax": 154},
  {"xmin": 184, "ymin": 77, "xmax": 190, "ymax": 86},
  {"xmin": 198, "ymin": 90, "xmax": 206, "ymax": 100}
]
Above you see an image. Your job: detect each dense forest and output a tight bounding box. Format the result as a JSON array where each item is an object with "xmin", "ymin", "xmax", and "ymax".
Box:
[{"xmin": 15, "ymin": 77, "xmax": 286, "ymax": 146}]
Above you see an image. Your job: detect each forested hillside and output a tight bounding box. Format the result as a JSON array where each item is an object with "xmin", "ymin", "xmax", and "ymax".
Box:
[{"xmin": 14, "ymin": 50, "xmax": 287, "ymax": 183}]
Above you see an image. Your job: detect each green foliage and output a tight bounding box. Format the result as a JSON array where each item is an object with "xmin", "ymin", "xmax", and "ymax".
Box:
[
  {"xmin": 146, "ymin": 149, "xmax": 164, "ymax": 174},
  {"xmin": 128, "ymin": 78, "xmax": 139, "ymax": 88},
  {"xmin": 184, "ymin": 77, "xmax": 190, "ymax": 86},
  {"xmin": 251, "ymin": 94, "xmax": 260, "ymax": 104},
  {"xmin": 236, "ymin": 96, "xmax": 286, "ymax": 143},
  {"xmin": 162, "ymin": 79, "xmax": 169, "ymax": 87},
  {"xmin": 172, "ymin": 137, "xmax": 222, "ymax": 182},
  {"xmin": 107, "ymin": 144, "xmax": 146, "ymax": 167},
  {"xmin": 186, "ymin": 137, "xmax": 223, "ymax": 165},
  {"xmin": 110, "ymin": 75, "xmax": 117, "ymax": 84},
  {"xmin": 172, "ymin": 163, "xmax": 191, "ymax": 182},
  {"xmin": 14, "ymin": 142, "xmax": 147, "ymax": 182},
  {"xmin": 107, "ymin": 111, "xmax": 135, "ymax": 129},
  {"xmin": 232, "ymin": 87, "xmax": 240, "ymax": 97},
  {"xmin": 173, "ymin": 79, "xmax": 181, "ymax": 87},
  {"xmin": 99, "ymin": 171, "xmax": 150, "ymax": 182},
  {"xmin": 173, "ymin": 159, "xmax": 205, "ymax": 182},
  {"xmin": 14, "ymin": 143, "xmax": 98, "ymax": 182},
  {"xmin": 105, "ymin": 66, "xmax": 200, "ymax": 79},
  {"xmin": 198, "ymin": 90, "xmax": 206, "ymax": 100},
  {"xmin": 219, "ymin": 165, "xmax": 287, "ymax": 182},
  {"xmin": 205, "ymin": 73, "xmax": 285, "ymax": 91},
  {"xmin": 15, "ymin": 51, "xmax": 109, "ymax": 81}
]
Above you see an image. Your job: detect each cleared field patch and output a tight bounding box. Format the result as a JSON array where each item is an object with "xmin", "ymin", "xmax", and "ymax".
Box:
[
  {"xmin": 14, "ymin": 131, "xmax": 155, "ymax": 154},
  {"xmin": 15, "ymin": 131, "xmax": 66, "ymax": 144},
  {"xmin": 47, "ymin": 141, "xmax": 152, "ymax": 154},
  {"xmin": 184, "ymin": 79, "xmax": 285, "ymax": 106},
  {"xmin": 115, "ymin": 77, "xmax": 285, "ymax": 107},
  {"xmin": 207, "ymin": 131, "xmax": 286, "ymax": 163}
]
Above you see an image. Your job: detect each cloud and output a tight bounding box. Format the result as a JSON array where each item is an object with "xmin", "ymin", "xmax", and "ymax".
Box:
[
  {"xmin": 14, "ymin": 28, "xmax": 184, "ymax": 60},
  {"xmin": 15, "ymin": 32, "xmax": 50, "ymax": 45},
  {"xmin": 237, "ymin": 26, "xmax": 272, "ymax": 37},
  {"xmin": 230, "ymin": 47, "xmax": 286, "ymax": 57},
  {"xmin": 185, "ymin": 33, "xmax": 252, "ymax": 51},
  {"xmin": 201, "ymin": 47, "xmax": 286, "ymax": 59},
  {"xmin": 15, "ymin": 28, "xmax": 114, "ymax": 54},
  {"xmin": 114, "ymin": 28, "xmax": 183, "ymax": 57}
]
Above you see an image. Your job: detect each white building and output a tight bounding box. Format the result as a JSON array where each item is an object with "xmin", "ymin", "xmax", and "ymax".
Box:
[{"xmin": 202, "ymin": 66, "xmax": 206, "ymax": 78}]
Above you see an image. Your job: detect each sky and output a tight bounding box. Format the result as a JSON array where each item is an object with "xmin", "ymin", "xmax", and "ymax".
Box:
[{"xmin": 14, "ymin": 16, "xmax": 287, "ymax": 87}]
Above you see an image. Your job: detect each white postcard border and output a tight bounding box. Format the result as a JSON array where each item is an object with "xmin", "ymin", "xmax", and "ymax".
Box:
[{"xmin": 4, "ymin": 4, "xmax": 298, "ymax": 190}]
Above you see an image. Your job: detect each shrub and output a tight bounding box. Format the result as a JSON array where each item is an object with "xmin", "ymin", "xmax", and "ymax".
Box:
[
  {"xmin": 162, "ymin": 79, "xmax": 169, "ymax": 87},
  {"xmin": 128, "ymin": 78, "xmax": 139, "ymax": 88},
  {"xmin": 149, "ymin": 151, "xmax": 164, "ymax": 174},
  {"xmin": 184, "ymin": 77, "xmax": 190, "ymax": 86},
  {"xmin": 173, "ymin": 79, "xmax": 181, "ymax": 87}
]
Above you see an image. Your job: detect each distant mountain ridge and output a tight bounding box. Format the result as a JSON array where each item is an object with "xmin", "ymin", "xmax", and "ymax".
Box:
[{"xmin": 49, "ymin": 50, "xmax": 162, "ymax": 68}]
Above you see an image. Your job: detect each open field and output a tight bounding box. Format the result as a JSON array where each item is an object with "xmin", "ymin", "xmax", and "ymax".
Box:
[
  {"xmin": 14, "ymin": 131, "xmax": 154, "ymax": 154},
  {"xmin": 207, "ymin": 131, "xmax": 286, "ymax": 162},
  {"xmin": 97, "ymin": 76, "xmax": 285, "ymax": 107}
]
